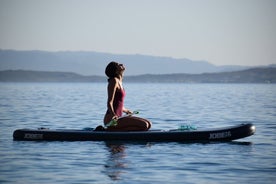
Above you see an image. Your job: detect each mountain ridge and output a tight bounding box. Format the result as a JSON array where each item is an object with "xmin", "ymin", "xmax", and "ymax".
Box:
[
  {"xmin": 0, "ymin": 49, "xmax": 258, "ymax": 76},
  {"xmin": 0, "ymin": 67, "xmax": 275, "ymax": 83}
]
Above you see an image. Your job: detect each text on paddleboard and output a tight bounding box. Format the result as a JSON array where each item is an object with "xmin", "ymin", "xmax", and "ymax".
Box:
[
  {"xmin": 209, "ymin": 131, "xmax": 231, "ymax": 139},
  {"xmin": 24, "ymin": 133, "xmax": 43, "ymax": 139}
]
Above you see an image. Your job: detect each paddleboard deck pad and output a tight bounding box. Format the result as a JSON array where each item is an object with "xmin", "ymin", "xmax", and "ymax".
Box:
[{"xmin": 13, "ymin": 123, "xmax": 255, "ymax": 142}]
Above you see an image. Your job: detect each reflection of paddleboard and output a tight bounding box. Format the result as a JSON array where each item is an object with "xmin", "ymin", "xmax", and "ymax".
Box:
[{"xmin": 13, "ymin": 123, "xmax": 255, "ymax": 142}]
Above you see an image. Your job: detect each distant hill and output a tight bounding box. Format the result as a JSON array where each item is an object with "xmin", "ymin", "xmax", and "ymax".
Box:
[
  {"xmin": 0, "ymin": 67, "xmax": 275, "ymax": 83},
  {"xmin": 0, "ymin": 70, "xmax": 105, "ymax": 82},
  {"xmin": 125, "ymin": 67, "xmax": 276, "ymax": 83},
  {"xmin": 0, "ymin": 49, "xmax": 255, "ymax": 76}
]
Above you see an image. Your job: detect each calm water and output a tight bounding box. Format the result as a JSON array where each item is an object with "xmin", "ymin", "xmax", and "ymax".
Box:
[{"xmin": 0, "ymin": 83, "xmax": 275, "ymax": 184}]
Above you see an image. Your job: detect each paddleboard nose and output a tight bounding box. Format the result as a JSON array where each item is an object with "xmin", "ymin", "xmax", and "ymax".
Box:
[{"xmin": 250, "ymin": 125, "xmax": 256, "ymax": 135}]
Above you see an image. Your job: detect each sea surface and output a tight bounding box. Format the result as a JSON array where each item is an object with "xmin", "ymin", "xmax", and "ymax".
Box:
[{"xmin": 0, "ymin": 83, "xmax": 275, "ymax": 184}]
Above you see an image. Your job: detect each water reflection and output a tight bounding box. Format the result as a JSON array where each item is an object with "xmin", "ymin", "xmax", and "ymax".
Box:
[{"xmin": 104, "ymin": 142, "xmax": 127, "ymax": 180}]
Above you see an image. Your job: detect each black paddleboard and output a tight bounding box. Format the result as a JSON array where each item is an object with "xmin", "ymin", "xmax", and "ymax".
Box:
[{"xmin": 13, "ymin": 123, "xmax": 255, "ymax": 142}]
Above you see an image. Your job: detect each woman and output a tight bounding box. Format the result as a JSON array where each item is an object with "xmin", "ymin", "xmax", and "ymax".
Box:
[{"xmin": 103, "ymin": 61, "xmax": 151, "ymax": 131}]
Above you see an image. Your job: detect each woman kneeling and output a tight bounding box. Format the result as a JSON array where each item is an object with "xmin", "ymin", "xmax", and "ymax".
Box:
[{"xmin": 103, "ymin": 61, "xmax": 151, "ymax": 131}]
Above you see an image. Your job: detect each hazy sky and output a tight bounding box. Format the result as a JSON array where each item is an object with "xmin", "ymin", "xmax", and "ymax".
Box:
[{"xmin": 0, "ymin": 0, "xmax": 275, "ymax": 66}]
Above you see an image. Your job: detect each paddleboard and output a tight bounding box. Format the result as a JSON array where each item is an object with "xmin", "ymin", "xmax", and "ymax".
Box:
[{"xmin": 13, "ymin": 123, "xmax": 255, "ymax": 142}]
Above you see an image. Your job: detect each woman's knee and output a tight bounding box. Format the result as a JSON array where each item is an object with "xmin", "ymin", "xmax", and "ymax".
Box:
[
  {"xmin": 135, "ymin": 117, "xmax": 151, "ymax": 129},
  {"xmin": 119, "ymin": 116, "xmax": 151, "ymax": 131}
]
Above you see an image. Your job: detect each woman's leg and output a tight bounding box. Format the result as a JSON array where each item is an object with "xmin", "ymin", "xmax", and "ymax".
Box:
[
  {"xmin": 107, "ymin": 116, "xmax": 151, "ymax": 131},
  {"xmin": 127, "ymin": 116, "xmax": 151, "ymax": 130}
]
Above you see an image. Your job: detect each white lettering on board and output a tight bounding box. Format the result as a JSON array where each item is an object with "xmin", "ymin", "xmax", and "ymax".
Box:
[
  {"xmin": 24, "ymin": 133, "xmax": 43, "ymax": 139},
  {"xmin": 209, "ymin": 131, "xmax": 231, "ymax": 139}
]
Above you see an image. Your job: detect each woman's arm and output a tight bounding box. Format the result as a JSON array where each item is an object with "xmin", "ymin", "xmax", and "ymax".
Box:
[
  {"xmin": 123, "ymin": 107, "xmax": 132, "ymax": 115},
  {"xmin": 107, "ymin": 78, "xmax": 118, "ymax": 118}
]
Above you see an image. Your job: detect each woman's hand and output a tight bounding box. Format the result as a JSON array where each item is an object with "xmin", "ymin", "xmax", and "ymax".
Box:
[
  {"xmin": 125, "ymin": 110, "xmax": 133, "ymax": 115},
  {"xmin": 112, "ymin": 115, "xmax": 119, "ymax": 120}
]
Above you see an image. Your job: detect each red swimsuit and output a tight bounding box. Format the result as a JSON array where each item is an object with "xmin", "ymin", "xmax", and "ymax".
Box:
[{"xmin": 113, "ymin": 88, "xmax": 126, "ymax": 117}]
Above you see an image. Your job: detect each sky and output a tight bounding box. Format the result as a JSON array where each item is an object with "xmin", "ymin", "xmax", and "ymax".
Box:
[{"xmin": 0, "ymin": 0, "xmax": 275, "ymax": 66}]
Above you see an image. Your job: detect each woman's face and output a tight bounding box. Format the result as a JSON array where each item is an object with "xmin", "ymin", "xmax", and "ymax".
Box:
[{"xmin": 117, "ymin": 63, "xmax": 125, "ymax": 72}]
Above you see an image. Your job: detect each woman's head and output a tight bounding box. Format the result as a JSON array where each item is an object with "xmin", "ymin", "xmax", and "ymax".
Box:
[{"xmin": 105, "ymin": 61, "xmax": 125, "ymax": 79}]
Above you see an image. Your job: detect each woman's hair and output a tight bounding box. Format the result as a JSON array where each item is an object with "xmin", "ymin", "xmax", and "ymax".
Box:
[{"xmin": 105, "ymin": 61, "xmax": 121, "ymax": 81}]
